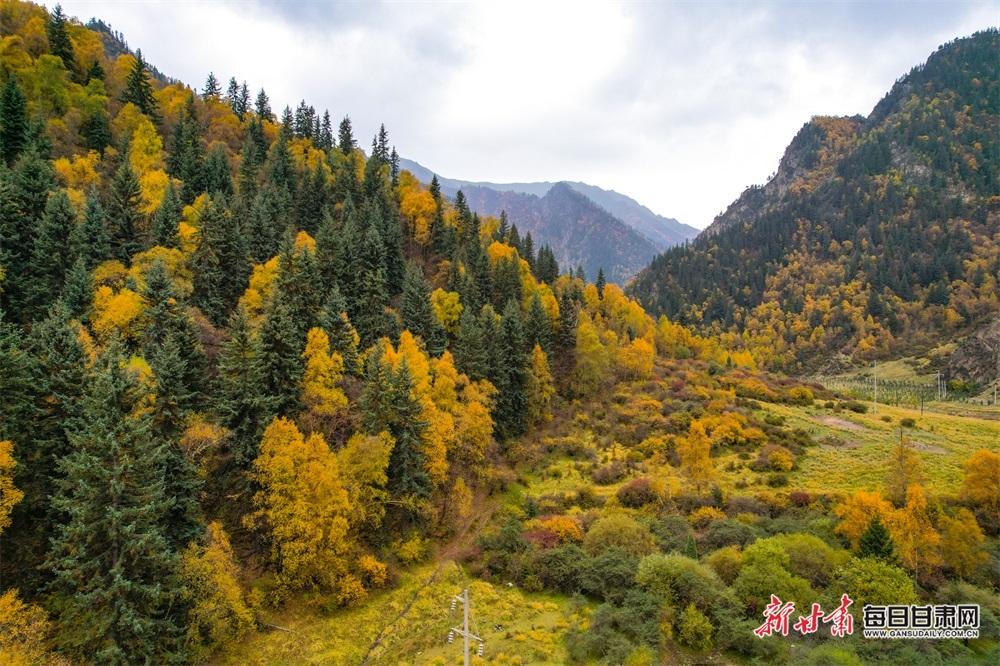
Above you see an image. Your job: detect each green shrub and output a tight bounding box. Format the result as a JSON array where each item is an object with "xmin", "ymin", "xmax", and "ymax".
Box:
[{"xmin": 678, "ymin": 603, "xmax": 714, "ymax": 651}]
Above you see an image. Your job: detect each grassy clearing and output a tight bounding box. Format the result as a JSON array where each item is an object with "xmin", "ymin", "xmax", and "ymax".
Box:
[
  {"xmin": 765, "ymin": 401, "xmax": 1000, "ymax": 495},
  {"xmin": 208, "ymin": 560, "xmax": 591, "ymax": 666}
]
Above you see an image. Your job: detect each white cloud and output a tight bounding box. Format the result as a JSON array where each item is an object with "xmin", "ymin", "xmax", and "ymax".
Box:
[{"xmin": 58, "ymin": 0, "xmax": 998, "ymax": 229}]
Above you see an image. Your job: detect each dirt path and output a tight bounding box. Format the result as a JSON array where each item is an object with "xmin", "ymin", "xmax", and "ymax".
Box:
[{"xmin": 358, "ymin": 501, "xmax": 495, "ymax": 665}]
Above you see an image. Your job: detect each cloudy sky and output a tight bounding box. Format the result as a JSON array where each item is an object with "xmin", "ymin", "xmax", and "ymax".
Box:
[{"xmin": 58, "ymin": 1, "xmax": 997, "ymax": 229}]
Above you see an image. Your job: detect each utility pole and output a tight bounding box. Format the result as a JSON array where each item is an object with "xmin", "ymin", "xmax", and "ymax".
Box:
[
  {"xmin": 873, "ymin": 360, "xmax": 877, "ymax": 414},
  {"xmin": 449, "ymin": 589, "xmax": 482, "ymax": 666}
]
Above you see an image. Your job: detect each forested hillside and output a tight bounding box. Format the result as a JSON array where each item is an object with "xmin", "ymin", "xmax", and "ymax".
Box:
[
  {"xmin": 630, "ymin": 30, "xmax": 999, "ymax": 374},
  {"xmin": 1, "ymin": 4, "xmax": 999, "ymax": 665}
]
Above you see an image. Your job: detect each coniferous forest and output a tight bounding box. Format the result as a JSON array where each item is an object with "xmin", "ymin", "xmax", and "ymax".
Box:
[{"xmin": 1, "ymin": 3, "xmax": 999, "ymax": 665}]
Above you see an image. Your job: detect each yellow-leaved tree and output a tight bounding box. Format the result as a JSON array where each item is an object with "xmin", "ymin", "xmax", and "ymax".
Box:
[
  {"xmin": 834, "ymin": 490, "xmax": 893, "ymax": 549},
  {"xmin": 677, "ymin": 420, "xmax": 715, "ymax": 491},
  {"xmin": 887, "ymin": 485, "xmax": 941, "ymax": 582},
  {"xmin": 0, "ymin": 440, "xmax": 23, "ymax": 534},
  {"xmin": 526, "ymin": 344, "xmax": 555, "ymax": 426},
  {"xmin": 245, "ymin": 418, "xmax": 353, "ymax": 598},
  {"xmin": 338, "ymin": 431, "xmax": 394, "ymax": 533},
  {"xmin": 180, "ymin": 522, "xmax": 253, "ymax": 653},
  {"xmin": 963, "ymin": 449, "xmax": 1000, "ymax": 528},
  {"xmin": 574, "ymin": 312, "xmax": 608, "ymax": 396},
  {"xmin": 300, "ymin": 328, "xmax": 349, "ymax": 438},
  {"xmin": 940, "ymin": 508, "xmax": 988, "ymax": 580}
]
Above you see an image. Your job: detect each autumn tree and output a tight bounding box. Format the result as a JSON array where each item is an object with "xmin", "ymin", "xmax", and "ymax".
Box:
[
  {"xmin": 246, "ymin": 417, "xmax": 352, "ymax": 594},
  {"xmin": 963, "ymin": 449, "xmax": 1000, "ymax": 531},
  {"xmin": 526, "ymin": 344, "xmax": 555, "ymax": 426},
  {"xmin": 834, "ymin": 490, "xmax": 893, "ymax": 549},
  {"xmin": 940, "ymin": 508, "xmax": 988, "ymax": 580},
  {"xmin": 180, "ymin": 522, "xmax": 253, "ymax": 653},
  {"xmin": 678, "ymin": 420, "xmax": 715, "ymax": 491},
  {"xmin": 885, "ymin": 436, "xmax": 924, "ymax": 506},
  {"xmin": 574, "ymin": 311, "xmax": 608, "ymax": 396},
  {"xmin": 338, "ymin": 431, "xmax": 393, "ymax": 533},
  {"xmin": 887, "ymin": 484, "xmax": 941, "ymax": 582},
  {"xmin": 0, "ymin": 439, "xmax": 22, "ymax": 535}
]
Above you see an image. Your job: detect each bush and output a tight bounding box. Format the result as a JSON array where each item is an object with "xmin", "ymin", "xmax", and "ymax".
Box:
[
  {"xmin": 636, "ymin": 553, "xmax": 728, "ymax": 613},
  {"xmin": 789, "ymin": 491, "xmax": 811, "ymax": 507},
  {"xmin": 832, "ymin": 558, "xmax": 916, "ymax": 609},
  {"xmin": 650, "ymin": 515, "xmax": 693, "ymax": 552},
  {"xmin": 763, "ymin": 412, "xmax": 786, "ymax": 426},
  {"xmin": 688, "ymin": 506, "xmax": 726, "ymax": 529},
  {"xmin": 678, "ymin": 603, "xmax": 714, "ymax": 651},
  {"xmin": 766, "ymin": 473, "xmax": 789, "ymax": 487},
  {"xmin": 536, "ymin": 543, "xmax": 589, "ymax": 594},
  {"xmin": 706, "ymin": 546, "xmax": 742, "ymax": 585},
  {"xmin": 617, "ymin": 477, "xmax": 660, "ymax": 508},
  {"xmin": 583, "ymin": 547, "xmax": 640, "ymax": 603},
  {"xmin": 591, "ymin": 461, "xmax": 627, "ymax": 485},
  {"xmin": 584, "ymin": 513, "xmax": 657, "ymax": 559},
  {"xmin": 788, "ymin": 386, "xmax": 814, "ymax": 406},
  {"xmin": 702, "ymin": 519, "xmax": 760, "ymax": 552},
  {"xmin": 880, "ymin": 415, "xmax": 892, "ymax": 422},
  {"xmin": 900, "ymin": 418, "xmax": 917, "ymax": 428},
  {"xmin": 842, "ymin": 400, "xmax": 869, "ymax": 414}
]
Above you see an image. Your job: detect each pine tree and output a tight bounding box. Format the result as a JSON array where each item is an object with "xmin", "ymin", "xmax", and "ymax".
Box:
[
  {"xmin": 59, "ymin": 257, "xmax": 92, "ymax": 320},
  {"xmin": 169, "ymin": 96, "xmax": 206, "ymax": 204},
  {"xmin": 0, "ymin": 76, "xmax": 28, "ymax": 165},
  {"xmin": 202, "ymin": 72, "xmax": 221, "ymax": 99},
  {"xmin": 492, "ymin": 255, "xmax": 521, "ymax": 311},
  {"xmin": 121, "ymin": 49, "xmax": 160, "ymax": 120},
  {"xmin": 248, "ymin": 182, "xmax": 286, "ymax": 263},
  {"xmin": 216, "ymin": 306, "xmax": 276, "ymax": 467},
  {"xmin": 151, "ymin": 179, "xmax": 181, "ymax": 248},
  {"xmin": 596, "ymin": 267, "xmax": 606, "ymax": 297},
  {"xmin": 80, "ymin": 108, "xmax": 112, "ymax": 155},
  {"xmin": 46, "ymin": 5, "xmax": 76, "ymax": 75},
  {"xmin": 319, "ymin": 111, "xmax": 333, "ymax": 150},
  {"xmin": 401, "ymin": 262, "xmax": 447, "ymax": 357},
  {"xmin": 321, "ymin": 287, "xmax": 361, "ymax": 376},
  {"xmin": 857, "ymin": 515, "xmax": 899, "ymax": 565},
  {"xmin": 108, "ymin": 141, "xmax": 145, "ymax": 264},
  {"xmin": 192, "ymin": 195, "xmax": 248, "ymax": 326},
  {"xmin": 522, "ymin": 232, "xmax": 535, "ymax": 270},
  {"xmin": 497, "ymin": 209, "xmax": 510, "ymax": 241},
  {"xmin": 555, "ymin": 289, "xmax": 577, "ymax": 350},
  {"xmin": 353, "ymin": 224, "xmax": 392, "ymax": 346},
  {"xmin": 295, "ymin": 159, "xmax": 328, "ymax": 235},
  {"xmin": 45, "ymin": 339, "xmax": 186, "ymax": 663}
]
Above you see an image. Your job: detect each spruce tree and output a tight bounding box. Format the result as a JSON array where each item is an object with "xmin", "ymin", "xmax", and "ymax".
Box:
[
  {"xmin": 401, "ymin": 262, "xmax": 446, "ymax": 357},
  {"xmin": 338, "ymin": 115, "xmax": 357, "ymax": 154},
  {"xmin": 72, "ymin": 187, "xmax": 111, "ymax": 269},
  {"xmin": 248, "ymin": 182, "xmax": 286, "ymax": 263},
  {"xmin": 46, "ymin": 5, "xmax": 76, "ymax": 75},
  {"xmin": 121, "ymin": 49, "xmax": 160, "ymax": 120},
  {"xmin": 492, "ymin": 255, "xmax": 522, "ymax": 311},
  {"xmin": 108, "ymin": 141, "xmax": 145, "ymax": 264},
  {"xmin": 151, "ymin": 179, "xmax": 181, "ymax": 248},
  {"xmin": 255, "ymin": 88, "xmax": 272, "ymax": 121},
  {"xmin": 497, "ymin": 209, "xmax": 510, "ymax": 241},
  {"xmin": 596, "ymin": 267, "xmax": 606, "ymax": 297},
  {"xmin": 857, "ymin": 515, "xmax": 899, "ymax": 565},
  {"xmin": 494, "ymin": 300, "xmax": 528, "ymax": 440},
  {"xmin": 192, "ymin": 195, "xmax": 248, "ymax": 326},
  {"xmin": 0, "ymin": 75, "xmax": 28, "ymax": 165},
  {"xmin": 525, "ymin": 291, "xmax": 552, "ymax": 357},
  {"xmin": 28, "ymin": 189, "xmax": 77, "ymax": 316},
  {"xmin": 59, "ymin": 257, "xmax": 92, "ymax": 320},
  {"xmin": 522, "ymin": 231, "xmax": 535, "ymax": 270},
  {"xmin": 684, "ymin": 533, "xmax": 699, "ymax": 560},
  {"xmin": 45, "ymin": 339, "xmax": 186, "ymax": 664},
  {"xmin": 555, "ymin": 290, "xmax": 578, "ymax": 350},
  {"xmin": 258, "ymin": 298, "xmax": 305, "ymax": 417},
  {"xmin": 216, "ymin": 306, "xmax": 275, "ymax": 467},
  {"xmin": 353, "ymin": 224, "xmax": 392, "ymax": 346},
  {"xmin": 80, "ymin": 109, "xmax": 112, "ymax": 154},
  {"xmin": 454, "ymin": 308, "xmax": 488, "ymax": 381},
  {"xmin": 321, "ymin": 286, "xmax": 360, "ymax": 376},
  {"xmin": 202, "ymin": 72, "xmax": 221, "ymax": 99},
  {"xmin": 203, "ymin": 142, "xmax": 233, "ymax": 196}
]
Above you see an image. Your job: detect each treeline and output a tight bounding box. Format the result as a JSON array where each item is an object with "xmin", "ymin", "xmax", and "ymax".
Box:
[{"xmin": 629, "ymin": 29, "xmax": 999, "ymax": 373}]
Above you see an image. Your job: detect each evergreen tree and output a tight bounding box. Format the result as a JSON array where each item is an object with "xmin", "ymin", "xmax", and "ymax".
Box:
[
  {"xmin": 259, "ymin": 298, "xmax": 305, "ymax": 417},
  {"xmin": 46, "ymin": 5, "xmax": 76, "ymax": 75},
  {"xmin": 255, "ymin": 88, "xmax": 272, "ymax": 122},
  {"xmin": 107, "ymin": 141, "xmax": 145, "ymax": 264},
  {"xmin": 72, "ymin": 187, "xmax": 110, "ymax": 268},
  {"xmin": 525, "ymin": 291, "xmax": 552, "ymax": 357},
  {"xmin": 151, "ymin": 179, "xmax": 181, "ymax": 248},
  {"xmin": 202, "ymin": 72, "xmax": 221, "ymax": 99},
  {"xmin": 266, "ymin": 132, "xmax": 294, "ymax": 196},
  {"xmin": 684, "ymin": 533, "xmax": 699, "ymax": 560},
  {"xmin": 522, "ymin": 231, "xmax": 535, "ymax": 270},
  {"xmin": 508, "ymin": 223, "xmax": 521, "ymax": 254},
  {"xmin": 401, "ymin": 262, "xmax": 447, "ymax": 357},
  {"xmin": 338, "ymin": 115, "xmax": 357, "ymax": 154},
  {"xmin": 360, "ymin": 350, "xmax": 431, "ymax": 499},
  {"xmin": 321, "ymin": 286, "xmax": 361, "ymax": 376},
  {"xmin": 596, "ymin": 267, "xmax": 606, "ymax": 297},
  {"xmin": 857, "ymin": 515, "xmax": 900, "ymax": 565},
  {"xmin": 28, "ymin": 189, "xmax": 77, "ymax": 315},
  {"xmin": 168, "ymin": 96, "xmax": 206, "ymax": 204},
  {"xmin": 247, "ymin": 182, "xmax": 286, "ymax": 263},
  {"xmin": 555, "ymin": 289, "xmax": 578, "ymax": 350},
  {"xmin": 216, "ymin": 306, "xmax": 275, "ymax": 467},
  {"xmin": 295, "ymin": 159, "xmax": 328, "ymax": 235},
  {"xmin": 319, "ymin": 111, "xmax": 333, "ymax": 150},
  {"xmin": 191, "ymin": 195, "xmax": 247, "ymax": 326},
  {"xmin": 314, "ymin": 210, "xmax": 339, "ymax": 291},
  {"xmin": 59, "ymin": 257, "xmax": 92, "ymax": 320},
  {"xmin": 353, "ymin": 224, "xmax": 392, "ymax": 346},
  {"xmin": 121, "ymin": 49, "xmax": 159, "ymax": 120},
  {"xmin": 454, "ymin": 308, "xmax": 488, "ymax": 381},
  {"xmin": 45, "ymin": 340, "xmax": 186, "ymax": 664},
  {"xmin": 494, "ymin": 300, "xmax": 528, "ymax": 440},
  {"xmin": 535, "ymin": 244, "xmax": 560, "ymax": 284},
  {"xmin": 0, "ymin": 75, "xmax": 28, "ymax": 165},
  {"xmin": 492, "ymin": 255, "xmax": 521, "ymax": 311},
  {"xmin": 203, "ymin": 142, "xmax": 233, "ymax": 196},
  {"xmin": 497, "ymin": 210, "xmax": 510, "ymax": 241},
  {"xmin": 80, "ymin": 108, "xmax": 112, "ymax": 155}
]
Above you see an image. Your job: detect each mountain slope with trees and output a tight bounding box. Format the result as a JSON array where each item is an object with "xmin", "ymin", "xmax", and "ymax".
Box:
[{"xmin": 630, "ymin": 29, "xmax": 999, "ymax": 374}]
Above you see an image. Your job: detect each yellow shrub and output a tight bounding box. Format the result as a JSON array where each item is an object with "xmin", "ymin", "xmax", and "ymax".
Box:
[{"xmin": 688, "ymin": 506, "xmax": 726, "ymax": 529}]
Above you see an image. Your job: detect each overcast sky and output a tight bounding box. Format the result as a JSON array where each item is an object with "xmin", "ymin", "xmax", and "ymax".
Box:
[{"xmin": 58, "ymin": 1, "xmax": 997, "ymax": 229}]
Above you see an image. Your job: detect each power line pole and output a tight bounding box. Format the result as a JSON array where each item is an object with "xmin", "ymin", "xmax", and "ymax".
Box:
[
  {"xmin": 449, "ymin": 589, "xmax": 482, "ymax": 666},
  {"xmin": 873, "ymin": 360, "xmax": 877, "ymax": 414}
]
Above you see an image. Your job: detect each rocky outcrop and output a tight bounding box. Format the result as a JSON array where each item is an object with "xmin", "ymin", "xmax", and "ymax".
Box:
[{"xmin": 947, "ymin": 314, "xmax": 1000, "ymax": 386}]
